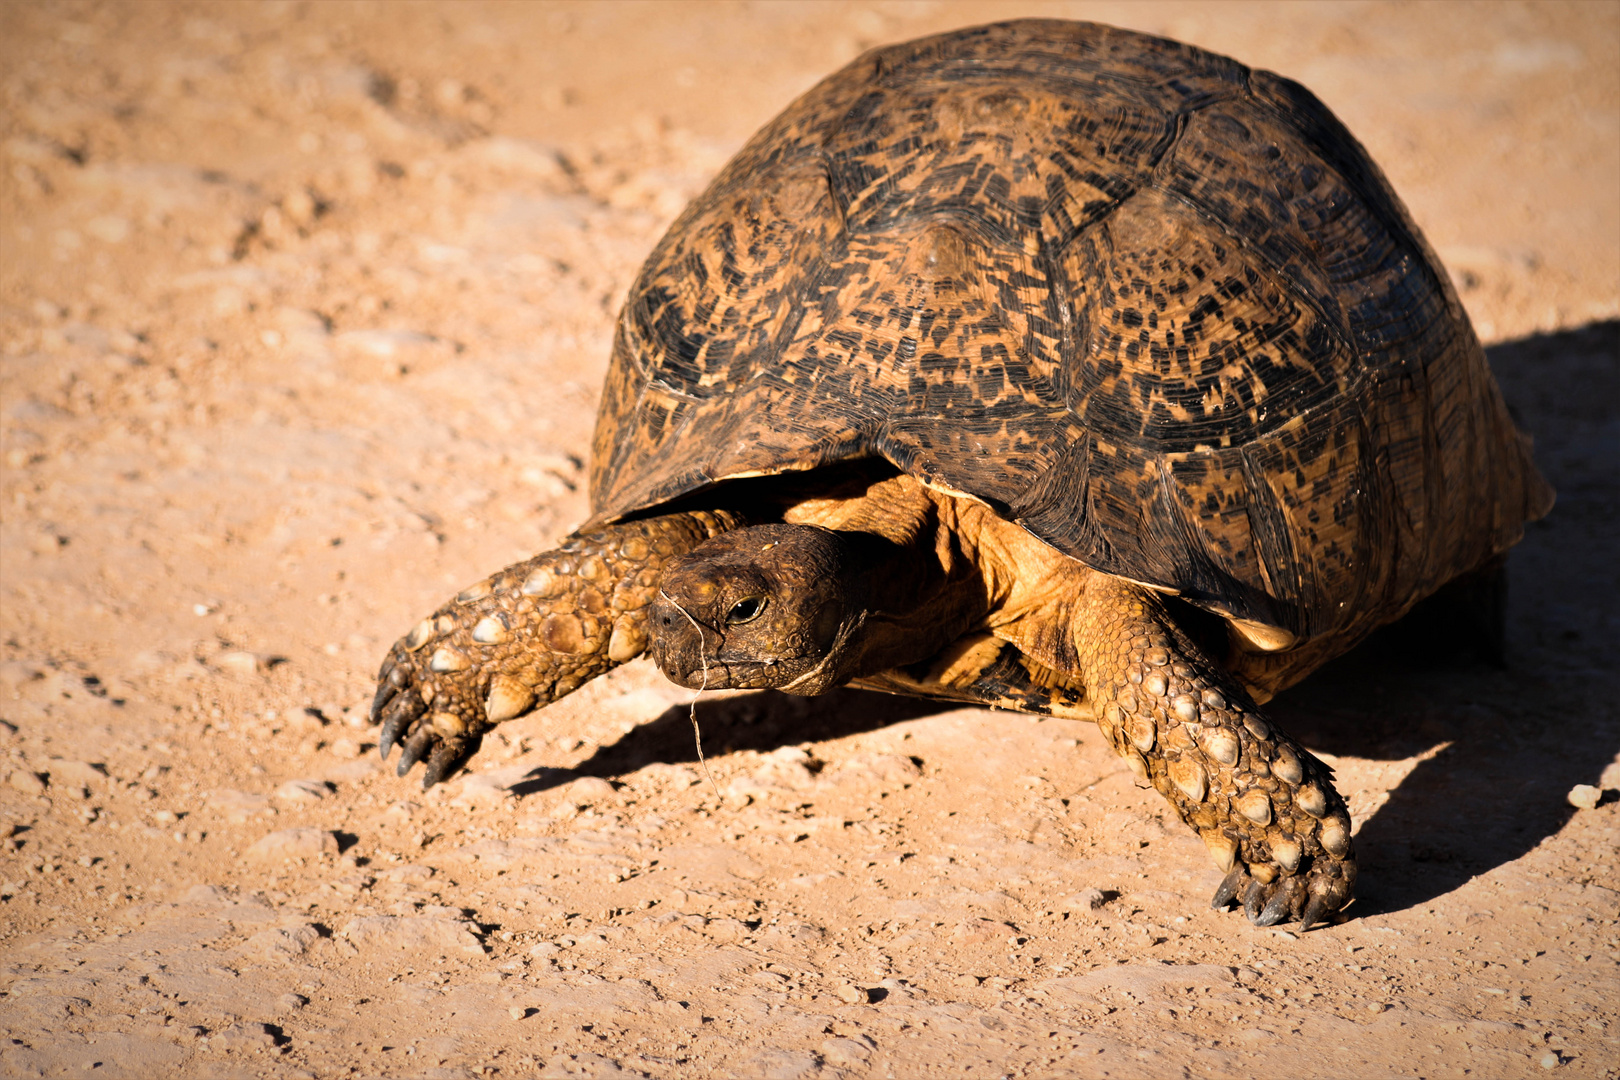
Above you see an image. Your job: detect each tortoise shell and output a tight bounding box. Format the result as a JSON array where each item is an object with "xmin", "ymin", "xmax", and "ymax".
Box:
[{"xmin": 585, "ymin": 19, "xmax": 1552, "ymax": 645}]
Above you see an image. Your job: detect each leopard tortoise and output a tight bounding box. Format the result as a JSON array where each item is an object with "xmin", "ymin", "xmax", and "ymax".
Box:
[{"xmin": 369, "ymin": 20, "xmax": 1553, "ymax": 929}]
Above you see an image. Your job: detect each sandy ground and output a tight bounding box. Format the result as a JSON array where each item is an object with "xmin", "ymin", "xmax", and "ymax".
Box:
[{"xmin": 1, "ymin": 2, "xmax": 1617, "ymax": 1077}]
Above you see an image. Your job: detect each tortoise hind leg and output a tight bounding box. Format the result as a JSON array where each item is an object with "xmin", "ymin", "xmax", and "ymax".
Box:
[
  {"xmin": 1073, "ymin": 574, "xmax": 1357, "ymax": 930},
  {"xmin": 371, "ymin": 509, "xmax": 743, "ymax": 788},
  {"xmin": 850, "ymin": 632, "xmax": 1092, "ymax": 719}
]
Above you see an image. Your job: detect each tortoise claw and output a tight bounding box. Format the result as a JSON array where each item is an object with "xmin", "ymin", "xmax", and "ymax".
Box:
[
  {"xmin": 371, "ymin": 654, "xmax": 412, "ymax": 720},
  {"xmin": 377, "ymin": 690, "xmax": 424, "ymax": 762},
  {"xmin": 1242, "ymin": 879, "xmax": 1269, "ymax": 924},
  {"xmin": 1300, "ymin": 893, "xmax": 1331, "ymax": 933},
  {"xmin": 397, "ymin": 726, "xmax": 434, "ymax": 778},
  {"xmin": 1211, "ymin": 866, "xmax": 1246, "ymax": 910},
  {"xmin": 421, "ymin": 734, "xmax": 481, "ymax": 790},
  {"xmin": 370, "ymin": 681, "xmax": 396, "ymax": 724},
  {"xmin": 1255, "ymin": 880, "xmax": 1295, "ymax": 927}
]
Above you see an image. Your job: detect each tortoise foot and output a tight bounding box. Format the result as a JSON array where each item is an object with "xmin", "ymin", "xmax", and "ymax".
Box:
[
  {"xmin": 1078, "ymin": 575, "xmax": 1357, "ymax": 929},
  {"xmin": 1209, "ymin": 857, "xmax": 1353, "ymax": 931},
  {"xmin": 1148, "ymin": 671, "xmax": 1358, "ymax": 929},
  {"xmin": 1178, "ymin": 689, "xmax": 1358, "ymax": 929},
  {"xmin": 369, "ymin": 599, "xmax": 521, "ymax": 791},
  {"xmin": 371, "ymin": 643, "xmax": 487, "ymax": 789},
  {"xmin": 370, "ymin": 511, "xmax": 744, "ymax": 787}
]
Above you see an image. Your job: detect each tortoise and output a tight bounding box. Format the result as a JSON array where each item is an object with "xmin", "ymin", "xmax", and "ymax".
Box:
[{"xmin": 369, "ymin": 19, "xmax": 1553, "ymax": 930}]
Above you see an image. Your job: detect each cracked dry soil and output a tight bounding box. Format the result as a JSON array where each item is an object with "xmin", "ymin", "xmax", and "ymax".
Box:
[{"xmin": 1, "ymin": 3, "xmax": 1617, "ymax": 1078}]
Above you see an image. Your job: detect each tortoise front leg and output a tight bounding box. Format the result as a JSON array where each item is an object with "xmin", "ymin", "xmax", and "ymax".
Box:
[
  {"xmin": 370, "ymin": 510, "xmax": 744, "ymax": 788},
  {"xmin": 1075, "ymin": 575, "xmax": 1356, "ymax": 931}
]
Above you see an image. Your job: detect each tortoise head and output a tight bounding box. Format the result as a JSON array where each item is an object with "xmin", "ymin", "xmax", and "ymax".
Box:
[{"xmin": 650, "ymin": 523, "xmax": 867, "ymax": 695}]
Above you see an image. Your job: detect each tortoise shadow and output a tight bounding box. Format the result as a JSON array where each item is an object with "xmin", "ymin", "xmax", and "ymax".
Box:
[
  {"xmin": 557, "ymin": 686, "xmax": 955, "ymax": 789},
  {"xmin": 555, "ymin": 320, "xmax": 1617, "ymax": 921},
  {"xmin": 1267, "ymin": 619, "xmax": 1606, "ymax": 917},
  {"xmin": 1275, "ymin": 319, "xmax": 1619, "ymax": 915}
]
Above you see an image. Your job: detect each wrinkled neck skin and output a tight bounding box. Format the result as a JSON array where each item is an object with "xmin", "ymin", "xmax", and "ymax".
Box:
[{"xmin": 648, "ymin": 476, "xmax": 995, "ymax": 695}]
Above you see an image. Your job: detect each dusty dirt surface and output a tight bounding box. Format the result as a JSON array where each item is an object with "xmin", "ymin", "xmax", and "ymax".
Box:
[{"xmin": 2, "ymin": 2, "xmax": 1617, "ymax": 1077}]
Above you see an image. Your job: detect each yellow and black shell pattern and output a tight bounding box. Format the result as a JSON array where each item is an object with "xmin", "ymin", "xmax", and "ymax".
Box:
[{"xmin": 586, "ymin": 19, "xmax": 1552, "ymax": 644}]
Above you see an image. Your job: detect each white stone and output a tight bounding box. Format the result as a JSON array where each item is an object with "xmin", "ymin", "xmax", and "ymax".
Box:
[
  {"xmin": 218, "ymin": 650, "xmax": 273, "ymax": 674},
  {"xmin": 1566, "ymin": 784, "xmax": 1602, "ymax": 810}
]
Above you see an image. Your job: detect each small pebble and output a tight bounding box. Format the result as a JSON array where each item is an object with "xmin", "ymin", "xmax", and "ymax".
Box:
[
  {"xmin": 218, "ymin": 651, "xmax": 270, "ymax": 675},
  {"xmin": 47, "ymin": 760, "xmax": 105, "ymax": 786},
  {"xmin": 275, "ymin": 779, "xmax": 332, "ymax": 803},
  {"xmin": 247, "ymin": 828, "xmax": 339, "ymax": 862},
  {"xmin": 566, "ymin": 776, "xmax": 617, "ymax": 806},
  {"xmin": 835, "ymin": 983, "xmax": 866, "ymax": 1004},
  {"xmin": 1566, "ymin": 784, "xmax": 1601, "ymax": 810},
  {"xmin": 6, "ymin": 771, "xmax": 46, "ymax": 797},
  {"xmin": 328, "ymin": 737, "xmax": 363, "ymax": 760},
  {"xmin": 1062, "ymin": 888, "xmax": 1107, "ymax": 912},
  {"xmin": 1539, "ymin": 1052, "xmax": 1561, "ymax": 1070},
  {"xmin": 1366, "ymin": 1002, "xmax": 1386, "ymax": 1013},
  {"xmin": 508, "ymin": 1006, "xmax": 526, "ymax": 1021}
]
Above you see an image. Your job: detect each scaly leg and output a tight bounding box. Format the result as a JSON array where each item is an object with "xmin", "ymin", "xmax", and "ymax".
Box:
[
  {"xmin": 370, "ymin": 510, "xmax": 743, "ymax": 788},
  {"xmin": 1075, "ymin": 575, "xmax": 1356, "ymax": 930}
]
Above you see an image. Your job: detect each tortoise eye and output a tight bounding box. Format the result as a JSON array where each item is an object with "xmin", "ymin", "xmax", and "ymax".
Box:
[{"xmin": 726, "ymin": 595, "xmax": 767, "ymax": 625}]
